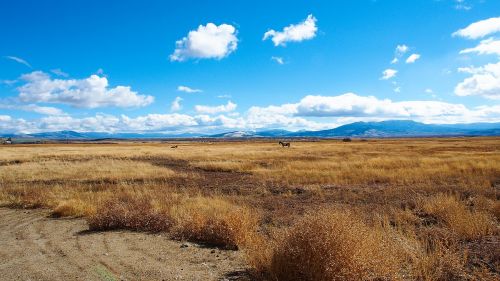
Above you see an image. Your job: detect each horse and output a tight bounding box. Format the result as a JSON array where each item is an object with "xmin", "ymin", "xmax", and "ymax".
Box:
[{"xmin": 279, "ymin": 141, "xmax": 290, "ymax": 148}]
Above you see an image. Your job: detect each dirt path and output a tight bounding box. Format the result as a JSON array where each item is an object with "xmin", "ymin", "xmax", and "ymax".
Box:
[{"xmin": 0, "ymin": 208, "xmax": 250, "ymax": 281}]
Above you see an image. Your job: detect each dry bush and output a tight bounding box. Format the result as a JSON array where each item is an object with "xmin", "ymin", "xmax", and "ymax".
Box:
[
  {"xmin": 171, "ymin": 197, "xmax": 260, "ymax": 250},
  {"xmin": 87, "ymin": 194, "xmax": 172, "ymax": 232},
  {"xmin": 420, "ymin": 194, "xmax": 497, "ymax": 240},
  {"xmin": 250, "ymin": 209, "xmax": 406, "ymax": 281}
]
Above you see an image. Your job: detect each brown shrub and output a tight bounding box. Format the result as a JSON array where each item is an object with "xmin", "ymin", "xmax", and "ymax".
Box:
[
  {"xmin": 87, "ymin": 194, "xmax": 172, "ymax": 232},
  {"xmin": 171, "ymin": 197, "xmax": 260, "ymax": 250},
  {"xmin": 251, "ymin": 209, "xmax": 406, "ymax": 281}
]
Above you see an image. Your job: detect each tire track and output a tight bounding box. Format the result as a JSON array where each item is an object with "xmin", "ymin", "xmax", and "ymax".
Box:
[{"xmin": 0, "ymin": 208, "xmax": 250, "ymax": 281}]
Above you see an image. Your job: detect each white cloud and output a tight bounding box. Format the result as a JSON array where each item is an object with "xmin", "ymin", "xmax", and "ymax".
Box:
[
  {"xmin": 425, "ymin": 88, "xmax": 434, "ymax": 94},
  {"xmin": 170, "ymin": 23, "xmax": 238, "ymax": 61},
  {"xmin": 1, "ymin": 79, "xmax": 17, "ymax": 85},
  {"xmin": 0, "ymin": 103, "xmax": 64, "ymax": 115},
  {"xmin": 460, "ymin": 38, "xmax": 500, "ymax": 56},
  {"xmin": 17, "ymin": 71, "xmax": 154, "ymax": 108},
  {"xmin": 20, "ymin": 104, "xmax": 64, "ymax": 115},
  {"xmin": 263, "ymin": 14, "xmax": 317, "ymax": 46},
  {"xmin": 250, "ymin": 93, "xmax": 500, "ymax": 124},
  {"xmin": 396, "ymin": 44, "xmax": 409, "ymax": 55},
  {"xmin": 194, "ymin": 101, "xmax": 237, "ymax": 114},
  {"xmin": 171, "ymin": 96, "xmax": 182, "ymax": 111},
  {"xmin": 271, "ymin": 56, "xmax": 285, "ymax": 64},
  {"xmin": 406, "ymin": 53, "xmax": 421, "ymax": 64},
  {"xmin": 453, "ymin": 17, "xmax": 500, "ymax": 39},
  {"xmin": 381, "ymin": 69, "xmax": 397, "ymax": 80},
  {"xmin": 4, "ymin": 56, "xmax": 32, "ymax": 68},
  {"xmin": 394, "ymin": 87, "xmax": 401, "ymax": 93},
  {"xmin": 217, "ymin": 94, "xmax": 232, "ymax": 99},
  {"xmin": 50, "ymin": 68, "xmax": 69, "ymax": 77},
  {"xmin": 455, "ymin": 61, "xmax": 500, "ymax": 100},
  {"xmin": 455, "ymin": 0, "xmax": 472, "ymax": 11},
  {"xmin": 121, "ymin": 114, "xmax": 198, "ymax": 132},
  {"xmin": 391, "ymin": 45, "xmax": 410, "ymax": 64},
  {"xmin": 1, "ymin": 93, "xmax": 500, "ymax": 134},
  {"xmin": 177, "ymin": 85, "xmax": 202, "ymax": 93}
]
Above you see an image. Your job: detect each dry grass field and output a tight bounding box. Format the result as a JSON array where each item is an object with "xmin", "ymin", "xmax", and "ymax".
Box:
[{"xmin": 1, "ymin": 138, "xmax": 499, "ymax": 280}]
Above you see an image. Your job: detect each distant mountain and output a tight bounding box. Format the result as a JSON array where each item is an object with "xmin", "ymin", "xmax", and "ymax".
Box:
[
  {"xmin": 2, "ymin": 120, "xmax": 499, "ymax": 140},
  {"xmin": 287, "ymin": 120, "xmax": 500, "ymax": 137},
  {"xmin": 27, "ymin": 130, "xmax": 88, "ymax": 139}
]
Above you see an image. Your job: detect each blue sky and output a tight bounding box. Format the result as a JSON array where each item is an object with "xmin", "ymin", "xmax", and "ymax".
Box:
[{"xmin": 1, "ymin": 0, "xmax": 499, "ymax": 134}]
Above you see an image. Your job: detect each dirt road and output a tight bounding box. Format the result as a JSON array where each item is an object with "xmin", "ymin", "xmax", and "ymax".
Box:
[{"xmin": 0, "ymin": 208, "xmax": 250, "ymax": 281}]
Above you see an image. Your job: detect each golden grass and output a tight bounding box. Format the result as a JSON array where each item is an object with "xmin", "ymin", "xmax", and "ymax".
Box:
[
  {"xmin": 0, "ymin": 158, "xmax": 177, "ymax": 183},
  {"xmin": 420, "ymin": 194, "xmax": 496, "ymax": 240},
  {"xmin": 0, "ymin": 138, "xmax": 498, "ymax": 279}
]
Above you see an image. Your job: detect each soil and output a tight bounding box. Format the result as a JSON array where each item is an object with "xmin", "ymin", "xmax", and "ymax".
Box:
[{"xmin": 0, "ymin": 208, "xmax": 251, "ymax": 281}]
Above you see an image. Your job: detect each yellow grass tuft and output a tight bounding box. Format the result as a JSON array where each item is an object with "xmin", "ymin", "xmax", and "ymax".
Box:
[
  {"xmin": 420, "ymin": 194, "xmax": 497, "ymax": 240},
  {"xmin": 250, "ymin": 209, "xmax": 406, "ymax": 281},
  {"xmin": 171, "ymin": 197, "xmax": 260, "ymax": 250}
]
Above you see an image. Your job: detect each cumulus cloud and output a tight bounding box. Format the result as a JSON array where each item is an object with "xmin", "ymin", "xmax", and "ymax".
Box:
[
  {"xmin": 263, "ymin": 14, "xmax": 317, "ymax": 46},
  {"xmin": 4, "ymin": 56, "xmax": 32, "ymax": 68},
  {"xmin": 455, "ymin": 61, "xmax": 500, "ymax": 100},
  {"xmin": 453, "ymin": 17, "xmax": 500, "ymax": 39},
  {"xmin": 170, "ymin": 23, "xmax": 238, "ymax": 61},
  {"xmin": 170, "ymin": 96, "xmax": 182, "ymax": 111},
  {"xmin": 460, "ymin": 38, "xmax": 500, "ymax": 56},
  {"xmin": 1, "ymin": 93, "xmax": 500, "ymax": 134},
  {"xmin": 194, "ymin": 101, "xmax": 237, "ymax": 114},
  {"xmin": 249, "ymin": 93, "xmax": 500, "ymax": 124},
  {"xmin": 406, "ymin": 53, "xmax": 421, "ymax": 64},
  {"xmin": 177, "ymin": 85, "xmax": 202, "ymax": 93},
  {"xmin": 381, "ymin": 69, "xmax": 397, "ymax": 80},
  {"xmin": 17, "ymin": 71, "xmax": 154, "ymax": 108},
  {"xmin": 271, "ymin": 56, "xmax": 285, "ymax": 64}
]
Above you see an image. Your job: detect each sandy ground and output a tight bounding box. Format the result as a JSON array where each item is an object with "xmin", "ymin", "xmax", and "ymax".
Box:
[{"xmin": 0, "ymin": 208, "xmax": 250, "ymax": 281}]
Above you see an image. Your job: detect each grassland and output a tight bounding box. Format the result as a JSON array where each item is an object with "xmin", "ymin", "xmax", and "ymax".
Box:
[{"xmin": 0, "ymin": 138, "xmax": 499, "ymax": 280}]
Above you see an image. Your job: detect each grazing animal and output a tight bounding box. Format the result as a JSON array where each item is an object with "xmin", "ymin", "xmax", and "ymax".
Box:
[
  {"xmin": 279, "ymin": 141, "xmax": 290, "ymax": 148},
  {"xmin": 170, "ymin": 145, "xmax": 178, "ymax": 149}
]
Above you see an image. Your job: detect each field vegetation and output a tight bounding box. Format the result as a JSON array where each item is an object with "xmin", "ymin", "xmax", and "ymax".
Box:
[{"xmin": 0, "ymin": 138, "xmax": 499, "ymax": 280}]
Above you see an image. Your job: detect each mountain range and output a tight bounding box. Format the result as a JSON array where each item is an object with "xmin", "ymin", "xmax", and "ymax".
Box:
[{"xmin": 2, "ymin": 120, "xmax": 499, "ymax": 140}]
